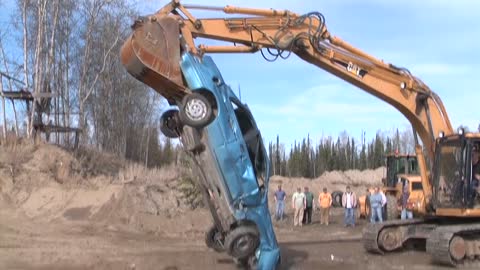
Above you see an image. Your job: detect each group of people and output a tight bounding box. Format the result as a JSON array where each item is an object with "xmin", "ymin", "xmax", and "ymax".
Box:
[
  {"xmin": 273, "ymin": 185, "xmax": 362, "ymax": 227},
  {"xmin": 368, "ymin": 183, "xmax": 414, "ymax": 224},
  {"xmin": 273, "ymin": 183, "xmax": 416, "ymax": 228},
  {"xmin": 273, "ymin": 185, "xmax": 333, "ymax": 227},
  {"xmin": 271, "ymin": 147, "xmax": 480, "ymax": 228}
]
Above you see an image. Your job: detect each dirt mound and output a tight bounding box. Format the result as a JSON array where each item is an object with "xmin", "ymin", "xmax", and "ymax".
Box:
[
  {"xmin": 0, "ymin": 142, "xmax": 385, "ymax": 239},
  {"xmin": 269, "ymin": 168, "xmax": 385, "ymax": 200},
  {"xmin": 0, "ymin": 142, "xmax": 211, "ymax": 238}
]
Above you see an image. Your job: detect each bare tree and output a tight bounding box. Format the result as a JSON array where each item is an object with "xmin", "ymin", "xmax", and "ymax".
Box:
[
  {"xmin": 0, "ymin": 37, "xmax": 20, "ymax": 136},
  {"xmin": 5, "ymin": 0, "xmax": 172, "ymax": 165},
  {"xmin": 0, "ymin": 73, "xmax": 5, "ymax": 140}
]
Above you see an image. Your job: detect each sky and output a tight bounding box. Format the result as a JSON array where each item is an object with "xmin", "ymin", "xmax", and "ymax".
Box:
[
  {"xmin": 139, "ymin": 0, "xmax": 480, "ymax": 146},
  {"xmin": 2, "ymin": 0, "xmax": 480, "ymax": 147}
]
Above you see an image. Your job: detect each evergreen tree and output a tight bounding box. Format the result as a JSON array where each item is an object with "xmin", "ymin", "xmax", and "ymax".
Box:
[
  {"xmin": 373, "ymin": 132, "xmax": 384, "ymax": 168},
  {"xmin": 275, "ymin": 135, "xmax": 280, "ymax": 175}
]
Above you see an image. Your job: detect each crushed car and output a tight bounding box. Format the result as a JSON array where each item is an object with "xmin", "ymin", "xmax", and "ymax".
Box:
[{"xmin": 159, "ymin": 53, "xmax": 280, "ymax": 269}]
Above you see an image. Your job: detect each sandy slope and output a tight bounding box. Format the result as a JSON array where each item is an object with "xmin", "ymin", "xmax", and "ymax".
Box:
[{"xmin": 3, "ymin": 143, "xmax": 441, "ymax": 270}]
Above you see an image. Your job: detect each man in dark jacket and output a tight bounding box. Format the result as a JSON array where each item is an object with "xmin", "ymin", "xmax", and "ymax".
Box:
[
  {"xmin": 470, "ymin": 149, "xmax": 480, "ymax": 207},
  {"xmin": 400, "ymin": 183, "xmax": 413, "ymax": 219},
  {"xmin": 302, "ymin": 186, "xmax": 314, "ymax": 224}
]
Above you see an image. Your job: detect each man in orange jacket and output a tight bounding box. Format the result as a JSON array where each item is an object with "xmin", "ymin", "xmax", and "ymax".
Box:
[{"xmin": 318, "ymin": 188, "xmax": 332, "ymax": 225}]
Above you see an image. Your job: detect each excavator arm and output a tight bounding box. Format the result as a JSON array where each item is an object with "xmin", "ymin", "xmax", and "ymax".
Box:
[{"xmin": 120, "ymin": 0, "xmax": 454, "ymax": 204}]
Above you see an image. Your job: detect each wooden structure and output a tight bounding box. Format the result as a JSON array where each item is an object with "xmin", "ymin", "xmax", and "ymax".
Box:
[{"xmin": 0, "ymin": 71, "xmax": 81, "ymax": 148}]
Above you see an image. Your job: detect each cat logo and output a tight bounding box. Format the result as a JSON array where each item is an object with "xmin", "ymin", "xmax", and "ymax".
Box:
[{"xmin": 347, "ymin": 62, "xmax": 363, "ymax": 77}]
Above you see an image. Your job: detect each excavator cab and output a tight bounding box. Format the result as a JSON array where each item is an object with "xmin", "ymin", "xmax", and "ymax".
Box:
[
  {"xmin": 384, "ymin": 154, "xmax": 419, "ymax": 188},
  {"xmin": 432, "ymin": 133, "xmax": 480, "ymax": 213}
]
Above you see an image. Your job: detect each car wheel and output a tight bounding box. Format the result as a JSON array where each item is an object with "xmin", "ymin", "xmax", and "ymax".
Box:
[
  {"xmin": 225, "ymin": 226, "xmax": 260, "ymax": 259},
  {"xmin": 205, "ymin": 225, "xmax": 225, "ymax": 253},
  {"xmin": 233, "ymin": 255, "xmax": 260, "ymax": 270},
  {"xmin": 247, "ymin": 255, "xmax": 258, "ymax": 269},
  {"xmin": 160, "ymin": 109, "xmax": 181, "ymax": 138},
  {"xmin": 179, "ymin": 92, "xmax": 214, "ymax": 128},
  {"xmin": 331, "ymin": 191, "xmax": 343, "ymax": 207}
]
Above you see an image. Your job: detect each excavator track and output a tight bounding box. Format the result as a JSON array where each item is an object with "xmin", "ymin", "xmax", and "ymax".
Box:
[
  {"xmin": 363, "ymin": 222, "xmax": 385, "ymax": 254},
  {"xmin": 363, "ymin": 219, "xmax": 427, "ymax": 254},
  {"xmin": 426, "ymin": 223, "xmax": 480, "ymax": 267}
]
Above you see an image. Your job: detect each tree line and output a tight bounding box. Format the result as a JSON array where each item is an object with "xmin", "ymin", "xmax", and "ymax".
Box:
[
  {"xmin": 268, "ymin": 128, "xmax": 417, "ymax": 178},
  {"xmin": 1, "ymin": 1, "xmax": 478, "ymax": 171}
]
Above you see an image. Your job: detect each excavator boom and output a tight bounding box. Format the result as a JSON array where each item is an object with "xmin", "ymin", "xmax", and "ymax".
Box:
[
  {"xmin": 121, "ymin": 1, "xmax": 480, "ymax": 267},
  {"xmin": 120, "ymin": 0, "xmax": 455, "ymax": 204}
]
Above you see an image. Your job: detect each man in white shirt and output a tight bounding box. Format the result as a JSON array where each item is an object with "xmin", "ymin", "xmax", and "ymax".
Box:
[
  {"xmin": 380, "ymin": 189, "xmax": 387, "ymax": 218},
  {"xmin": 292, "ymin": 187, "xmax": 306, "ymax": 227},
  {"xmin": 380, "ymin": 190, "xmax": 387, "ymax": 207},
  {"xmin": 341, "ymin": 186, "xmax": 357, "ymax": 227}
]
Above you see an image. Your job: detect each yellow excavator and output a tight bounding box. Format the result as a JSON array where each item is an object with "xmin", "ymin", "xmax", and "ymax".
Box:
[
  {"xmin": 120, "ymin": 1, "xmax": 480, "ymax": 266},
  {"xmin": 358, "ymin": 153, "xmax": 424, "ymax": 220}
]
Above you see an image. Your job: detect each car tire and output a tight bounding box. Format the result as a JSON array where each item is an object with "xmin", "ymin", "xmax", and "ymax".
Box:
[
  {"xmin": 179, "ymin": 92, "xmax": 214, "ymax": 128},
  {"xmin": 331, "ymin": 191, "xmax": 343, "ymax": 207},
  {"xmin": 205, "ymin": 225, "xmax": 225, "ymax": 253},
  {"xmin": 233, "ymin": 256, "xmax": 257, "ymax": 269},
  {"xmin": 160, "ymin": 109, "xmax": 181, "ymax": 138},
  {"xmin": 225, "ymin": 226, "xmax": 260, "ymax": 260},
  {"xmin": 384, "ymin": 194, "xmax": 398, "ymax": 220},
  {"xmin": 247, "ymin": 255, "xmax": 258, "ymax": 269}
]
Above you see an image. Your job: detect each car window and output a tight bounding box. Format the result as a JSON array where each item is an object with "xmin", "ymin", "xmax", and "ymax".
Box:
[{"xmin": 230, "ymin": 98, "xmax": 266, "ymax": 190}]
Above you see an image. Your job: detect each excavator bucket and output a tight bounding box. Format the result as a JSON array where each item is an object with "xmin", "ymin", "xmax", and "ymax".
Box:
[{"xmin": 120, "ymin": 16, "xmax": 187, "ymax": 102}]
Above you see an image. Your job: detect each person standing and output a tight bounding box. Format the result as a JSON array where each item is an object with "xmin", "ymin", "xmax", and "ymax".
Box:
[
  {"xmin": 273, "ymin": 185, "xmax": 286, "ymax": 221},
  {"xmin": 380, "ymin": 189, "xmax": 387, "ymax": 208},
  {"xmin": 292, "ymin": 187, "xmax": 306, "ymax": 227},
  {"xmin": 318, "ymin": 188, "xmax": 332, "ymax": 225},
  {"xmin": 380, "ymin": 189, "xmax": 387, "ymax": 218},
  {"xmin": 302, "ymin": 187, "xmax": 314, "ymax": 225},
  {"xmin": 342, "ymin": 186, "xmax": 357, "ymax": 227},
  {"xmin": 370, "ymin": 187, "xmax": 384, "ymax": 223},
  {"xmin": 470, "ymin": 148, "xmax": 480, "ymax": 206},
  {"xmin": 400, "ymin": 183, "xmax": 413, "ymax": 220}
]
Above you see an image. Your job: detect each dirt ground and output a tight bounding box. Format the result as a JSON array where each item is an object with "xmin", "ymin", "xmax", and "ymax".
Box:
[
  {"xmin": 0, "ymin": 143, "xmax": 462, "ymax": 270},
  {"xmin": 0, "ymin": 205, "xmax": 455, "ymax": 270}
]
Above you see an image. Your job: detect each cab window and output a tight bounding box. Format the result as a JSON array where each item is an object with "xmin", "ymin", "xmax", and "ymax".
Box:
[{"xmin": 412, "ymin": 182, "xmax": 423, "ymax": 190}]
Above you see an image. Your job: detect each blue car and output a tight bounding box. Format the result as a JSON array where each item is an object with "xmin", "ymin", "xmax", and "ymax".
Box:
[{"xmin": 159, "ymin": 53, "xmax": 280, "ymax": 269}]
